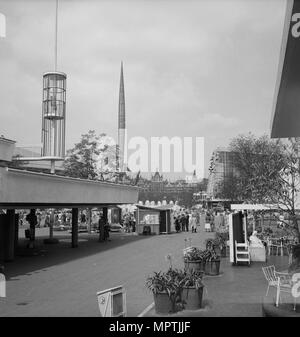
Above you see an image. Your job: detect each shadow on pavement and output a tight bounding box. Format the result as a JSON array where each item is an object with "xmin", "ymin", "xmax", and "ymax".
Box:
[{"xmin": 4, "ymin": 232, "xmax": 154, "ymax": 279}]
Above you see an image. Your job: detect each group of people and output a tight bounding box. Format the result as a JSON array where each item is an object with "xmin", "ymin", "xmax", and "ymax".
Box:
[
  {"xmin": 173, "ymin": 208, "xmax": 232, "ymax": 234},
  {"xmin": 18, "ymin": 210, "xmax": 73, "ymax": 228},
  {"xmin": 174, "ymin": 211, "xmax": 197, "ymax": 233},
  {"xmin": 122, "ymin": 213, "xmax": 136, "ymax": 233}
]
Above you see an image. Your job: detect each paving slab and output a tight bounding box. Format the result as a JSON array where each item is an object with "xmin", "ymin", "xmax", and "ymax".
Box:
[{"xmin": 0, "ymin": 226, "xmax": 291, "ymax": 316}]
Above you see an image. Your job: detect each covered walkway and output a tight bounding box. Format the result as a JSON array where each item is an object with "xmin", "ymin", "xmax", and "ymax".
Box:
[{"xmin": 0, "ymin": 166, "xmax": 138, "ymax": 261}]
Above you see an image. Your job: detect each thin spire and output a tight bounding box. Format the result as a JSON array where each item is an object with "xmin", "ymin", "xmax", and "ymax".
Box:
[{"xmin": 118, "ymin": 61, "xmax": 125, "ymax": 129}]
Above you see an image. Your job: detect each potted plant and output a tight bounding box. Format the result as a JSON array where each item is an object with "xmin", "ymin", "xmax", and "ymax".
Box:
[
  {"xmin": 206, "ymin": 232, "xmax": 228, "ymax": 258},
  {"xmin": 145, "ymin": 269, "xmax": 185, "ymax": 314},
  {"xmin": 181, "ymin": 270, "xmax": 204, "ymax": 310},
  {"xmin": 183, "ymin": 247, "xmax": 206, "ymax": 273},
  {"xmin": 215, "ymin": 232, "xmax": 229, "ymax": 257},
  {"xmin": 204, "ymin": 249, "xmax": 221, "ymax": 276},
  {"xmin": 205, "ymin": 238, "xmax": 217, "ymax": 252}
]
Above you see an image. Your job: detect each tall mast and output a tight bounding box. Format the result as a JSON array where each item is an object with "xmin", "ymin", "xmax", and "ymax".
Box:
[{"xmin": 118, "ymin": 61, "xmax": 126, "ymax": 172}]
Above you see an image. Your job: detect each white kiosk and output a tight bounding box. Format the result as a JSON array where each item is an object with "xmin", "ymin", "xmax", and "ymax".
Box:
[
  {"xmin": 230, "ymin": 204, "xmax": 269, "ymax": 263},
  {"xmin": 228, "ymin": 211, "xmax": 250, "ymax": 265}
]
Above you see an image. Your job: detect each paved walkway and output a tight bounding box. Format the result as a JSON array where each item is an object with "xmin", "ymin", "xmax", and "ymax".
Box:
[
  {"xmin": 0, "ymin": 226, "xmax": 289, "ymax": 316},
  {"xmin": 144, "ymin": 254, "xmax": 289, "ymax": 317}
]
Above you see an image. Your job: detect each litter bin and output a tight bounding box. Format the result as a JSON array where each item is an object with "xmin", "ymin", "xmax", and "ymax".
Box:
[
  {"xmin": 25, "ymin": 229, "xmax": 31, "ymax": 239},
  {"xmin": 143, "ymin": 226, "xmax": 151, "ymax": 235}
]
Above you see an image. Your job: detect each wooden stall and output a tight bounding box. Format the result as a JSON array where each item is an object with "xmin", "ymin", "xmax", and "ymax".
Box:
[{"xmin": 136, "ymin": 205, "xmax": 172, "ymax": 235}]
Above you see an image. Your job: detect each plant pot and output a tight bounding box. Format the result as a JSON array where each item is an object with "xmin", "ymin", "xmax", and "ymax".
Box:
[
  {"xmin": 153, "ymin": 292, "xmax": 177, "ymax": 314},
  {"xmin": 182, "ymin": 286, "xmax": 204, "ymax": 310},
  {"xmin": 184, "ymin": 259, "xmax": 206, "ymax": 273},
  {"xmin": 204, "ymin": 259, "xmax": 220, "ymax": 276}
]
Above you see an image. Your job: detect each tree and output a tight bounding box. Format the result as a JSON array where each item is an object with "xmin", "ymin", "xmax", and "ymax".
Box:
[
  {"xmin": 266, "ymin": 139, "xmax": 300, "ymax": 239},
  {"xmin": 230, "ymin": 134, "xmax": 300, "ymax": 240},
  {"xmin": 229, "ymin": 133, "xmax": 285, "ymax": 203},
  {"xmin": 63, "ymin": 130, "xmax": 117, "ymax": 180},
  {"xmin": 215, "ymin": 173, "xmax": 241, "ymax": 201}
]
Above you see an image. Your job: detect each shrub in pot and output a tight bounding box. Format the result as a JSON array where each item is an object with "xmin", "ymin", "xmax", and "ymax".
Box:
[
  {"xmin": 183, "ymin": 247, "xmax": 206, "ymax": 273},
  {"xmin": 181, "ymin": 270, "xmax": 204, "ymax": 310},
  {"xmin": 206, "ymin": 232, "xmax": 228, "ymax": 258},
  {"xmin": 204, "ymin": 249, "xmax": 220, "ymax": 276},
  {"xmin": 183, "ymin": 246, "xmax": 221, "ymax": 276},
  {"xmin": 216, "ymin": 232, "xmax": 228, "ymax": 257},
  {"xmin": 145, "ymin": 269, "xmax": 186, "ymax": 314}
]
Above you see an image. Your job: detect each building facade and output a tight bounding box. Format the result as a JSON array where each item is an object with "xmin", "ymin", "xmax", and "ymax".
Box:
[
  {"xmin": 137, "ymin": 171, "xmax": 205, "ymax": 207},
  {"xmin": 207, "ymin": 147, "xmax": 238, "ymax": 199}
]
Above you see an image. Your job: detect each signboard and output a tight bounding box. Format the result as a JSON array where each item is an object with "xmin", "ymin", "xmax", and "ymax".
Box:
[
  {"xmin": 97, "ymin": 285, "xmax": 126, "ymax": 317},
  {"xmin": 271, "ymin": 0, "xmax": 300, "ymax": 138},
  {"xmin": 0, "ymin": 273, "xmax": 5, "ymax": 298},
  {"xmin": 0, "ymin": 13, "xmax": 5, "ymax": 38}
]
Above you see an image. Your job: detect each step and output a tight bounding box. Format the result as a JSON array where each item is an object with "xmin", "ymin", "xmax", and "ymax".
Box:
[{"xmin": 236, "ymin": 258, "xmax": 250, "ymax": 262}]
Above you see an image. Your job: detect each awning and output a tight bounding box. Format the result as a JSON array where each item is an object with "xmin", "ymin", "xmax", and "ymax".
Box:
[{"xmin": 271, "ymin": 0, "xmax": 300, "ymax": 138}]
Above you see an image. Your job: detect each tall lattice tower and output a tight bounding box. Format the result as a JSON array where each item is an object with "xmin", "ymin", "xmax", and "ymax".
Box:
[{"xmin": 41, "ymin": 0, "xmax": 66, "ymax": 174}]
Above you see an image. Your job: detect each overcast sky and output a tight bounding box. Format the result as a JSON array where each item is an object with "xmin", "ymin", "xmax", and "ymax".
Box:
[{"xmin": 0, "ymin": 0, "xmax": 287, "ymax": 179}]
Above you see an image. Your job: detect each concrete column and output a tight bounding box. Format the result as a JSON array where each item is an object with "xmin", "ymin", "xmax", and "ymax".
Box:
[
  {"xmin": 0, "ymin": 214, "xmax": 6, "ymax": 264},
  {"xmin": 72, "ymin": 208, "xmax": 78, "ymax": 248},
  {"xmin": 14, "ymin": 213, "xmax": 19, "ymax": 255},
  {"xmin": 50, "ymin": 209, "xmax": 54, "ymax": 240},
  {"xmin": 87, "ymin": 208, "xmax": 92, "ymax": 234},
  {"xmin": 5, "ymin": 209, "xmax": 15, "ymax": 261},
  {"xmin": 118, "ymin": 208, "xmax": 122, "ymax": 224},
  {"xmin": 103, "ymin": 207, "xmax": 108, "ymax": 223}
]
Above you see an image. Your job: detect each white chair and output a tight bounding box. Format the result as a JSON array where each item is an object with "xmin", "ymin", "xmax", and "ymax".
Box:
[
  {"xmin": 262, "ymin": 265, "xmax": 278, "ymax": 296},
  {"xmin": 267, "ymin": 238, "xmax": 284, "ymax": 256},
  {"xmin": 205, "ymin": 223, "xmax": 211, "ymax": 232},
  {"xmin": 276, "ymin": 272, "xmax": 297, "ymax": 311},
  {"xmin": 287, "ymin": 244, "xmax": 295, "ymax": 266}
]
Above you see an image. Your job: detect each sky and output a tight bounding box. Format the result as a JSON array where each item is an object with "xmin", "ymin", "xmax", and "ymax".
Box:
[{"xmin": 0, "ymin": 0, "xmax": 287, "ymax": 179}]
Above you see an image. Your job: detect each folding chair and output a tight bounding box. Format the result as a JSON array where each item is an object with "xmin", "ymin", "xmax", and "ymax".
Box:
[
  {"xmin": 262, "ymin": 265, "xmax": 278, "ymax": 296},
  {"xmin": 276, "ymin": 272, "xmax": 297, "ymax": 311},
  {"xmin": 267, "ymin": 238, "xmax": 284, "ymax": 256}
]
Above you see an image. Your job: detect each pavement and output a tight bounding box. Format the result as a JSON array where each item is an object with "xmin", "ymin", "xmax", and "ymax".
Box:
[{"xmin": 0, "ymin": 226, "xmax": 291, "ymax": 317}]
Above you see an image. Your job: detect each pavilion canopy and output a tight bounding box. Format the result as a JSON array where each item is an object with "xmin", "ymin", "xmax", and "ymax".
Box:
[
  {"xmin": 231, "ymin": 204, "xmax": 290, "ymax": 211},
  {"xmin": 271, "ymin": 0, "xmax": 300, "ymax": 138}
]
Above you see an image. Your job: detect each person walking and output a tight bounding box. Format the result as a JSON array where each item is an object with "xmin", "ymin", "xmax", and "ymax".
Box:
[
  {"xmin": 181, "ymin": 214, "xmax": 186, "ymax": 232},
  {"xmin": 104, "ymin": 221, "xmax": 110, "ymax": 241},
  {"xmin": 210, "ymin": 212, "xmax": 215, "ymax": 232},
  {"xmin": 37, "ymin": 212, "xmax": 42, "ymax": 228},
  {"xmin": 185, "ymin": 213, "xmax": 190, "ymax": 232},
  {"xmin": 98, "ymin": 215, "xmax": 106, "ymax": 242},
  {"xmin": 124, "ymin": 214, "xmax": 130, "ymax": 233},
  {"xmin": 190, "ymin": 215, "xmax": 197, "ymax": 233},
  {"xmin": 174, "ymin": 216, "xmax": 181, "ymax": 233}
]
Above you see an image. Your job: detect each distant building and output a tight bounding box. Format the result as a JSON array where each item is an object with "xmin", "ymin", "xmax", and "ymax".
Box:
[
  {"xmin": 207, "ymin": 147, "xmax": 238, "ymax": 198},
  {"xmin": 137, "ymin": 170, "xmax": 204, "ymax": 207}
]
